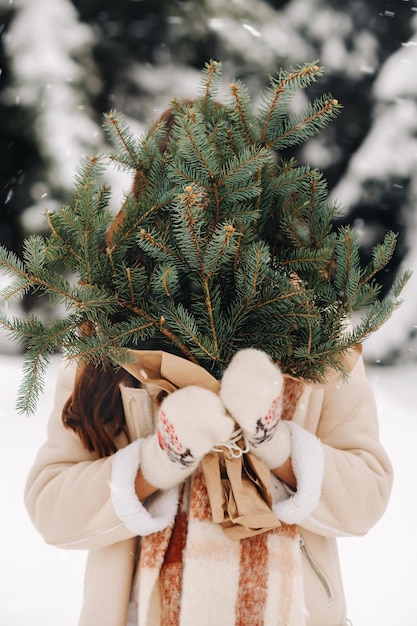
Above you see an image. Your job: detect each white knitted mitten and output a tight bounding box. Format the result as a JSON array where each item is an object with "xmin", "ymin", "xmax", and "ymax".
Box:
[
  {"xmin": 220, "ymin": 348, "xmax": 291, "ymax": 470},
  {"xmin": 140, "ymin": 385, "xmax": 235, "ymax": 490}
]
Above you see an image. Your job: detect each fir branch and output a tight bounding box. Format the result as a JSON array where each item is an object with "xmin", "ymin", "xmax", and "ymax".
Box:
[
  {"xmin": 228, "ymin": 242, "xmax": 271, "ymax": 328},
  {"xmin": 333, "ymin": 226, "xmax": 362, "ymax": 308},
  {"xmin": 0, "ymin": 246, "xmax": 33, "ymax": 301},
  {"xmin": 106, "ymin": 194, "xmax": 172, "ymax": 252},
  {"xmin": 45, "ymin": 210, "xmax": 84, "ymax": 265},
  {"xmin": 137, "ymin": 227, "xmax": 183, "ymax": 265},
  {"xmin": 182, "ymin": 118, "xmax": 218, "ymax": 182},
  {"xmin": 229, "ymin": 81, "xmax": 259, "ymax": 145},
  {"xmin": 173, "ymin": 185, "xmax": 206, "ymax": 272},
  {"xmin": 73, "ymin": 153, "xmax": 103, "ymax": 190},
  {"xmin": 11, "ymin": 314, "xmax": 84, "ymax": 414},
  {"xmin": 103, "ymin": 110, "xmax": 141, "ymax": 167},
  {"xmin": 17, "ymin": 351, "xmax": 50, "ymax": 415},
  {"xmin": 204, "ymin": 223, "xmax": 237, "ymax": 278},
  {"xmin": 259, "ymin": 62, "xmax": 323, "ymax": 143},
  {"xmin": 0, "ymin": 245, "xmax": 26, "ymax": 277},
  {"xmin": 277, "ymin": 247, "xmax": 332, "ymax": 272},
  {"xmin": 217, "ymin": 145, "xmax": 269, "ymax": 201},
  {"xmin": 114, "ymin": 297, "xmax": 199, "ymax": 363},
  {"xmin": 161, "ymin": 301, "xmax": 219, "ymax": 362},
  {"xmin": 361, "ymin": 231, "xmax": 398, "ymax": 284},
  {"xmin": 345, "ymin": 269, "xmax": 411, "ymax": 344},
  {"xmin": 171, "ymin": 185, "xmax": 225, "ymax": 351},
  {"xmin": 158, "ymin": 319, "xmax": 201, "ymax": 364},
  {"xmin": 265, "ymin": 95, "xmax": 341, "ymax": 150},
  {"xmin": 198, "ymin": 59, "xmax": 222, "ymax": 113},
  {"xmin": 1, "ymin": 240, "xmax": 77, "ymax": 307},
  {"xmin": 268, "ymin": 162, "xmax": 320, "ymax": 198},
  {"xmin": 112, "ymin": 265, "xmax": 148, "ymax": 305},
  {"xmin": 153, "ymin": 265, "xmax": 179, "ymax": 300},
  {"xmin": 66, "ymin": 318, "xmax": 156, "ymax": 359}
]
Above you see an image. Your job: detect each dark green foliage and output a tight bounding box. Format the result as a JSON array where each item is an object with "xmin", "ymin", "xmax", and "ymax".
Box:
[{"xmin": 0, "ymin": 60, "xmax": 410, "ymax": 413}]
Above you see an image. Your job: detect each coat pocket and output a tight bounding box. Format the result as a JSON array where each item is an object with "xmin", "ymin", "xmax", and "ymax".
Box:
[{"xmin": 300, "ymin": 536, "xmax": 334, "ymax": 607}]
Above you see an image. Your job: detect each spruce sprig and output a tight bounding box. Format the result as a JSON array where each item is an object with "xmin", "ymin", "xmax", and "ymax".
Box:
[{"xmin": 0, "ymin": 59, "xmax": 411, "ymax": 414}]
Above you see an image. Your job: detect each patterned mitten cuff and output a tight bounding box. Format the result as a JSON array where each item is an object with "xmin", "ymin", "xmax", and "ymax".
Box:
[
  {"xmin": 140, "ymin": 433, "xmax": 196, "ymax": 490},
  {"xmin": 248, "ymin": 420, "xmax": 292, "ymax": 469}
]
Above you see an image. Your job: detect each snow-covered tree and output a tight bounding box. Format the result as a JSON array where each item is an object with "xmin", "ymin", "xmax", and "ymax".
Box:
[
  {"xmin": 331, "ymin": 17, "xmax": 417, "ymax": 364},
  {"xmin": 1, "ymin": 0, "xmax": 102, "ymax": 225},
  {"xmin": 0, "ymin": 1, "xmax": 41, "ymax": 253}
]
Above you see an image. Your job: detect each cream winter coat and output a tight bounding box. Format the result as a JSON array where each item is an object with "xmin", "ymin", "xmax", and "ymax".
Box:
[{"xmin": 24, "ymin": 354, "xmax": 392, "ymax": 626}]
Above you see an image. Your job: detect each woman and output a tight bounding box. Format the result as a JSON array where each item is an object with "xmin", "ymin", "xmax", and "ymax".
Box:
[
  {"xmin": 24, "ymin": 343, "xmax": 392, "ymax": 626},
  {"xmin": 24, "ymin": 92, "xmax": 393, "ymax": 625}
]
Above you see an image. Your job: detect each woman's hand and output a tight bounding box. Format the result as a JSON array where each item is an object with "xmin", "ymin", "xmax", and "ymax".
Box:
[
  {"xmin": 139, "ymin": 386, "xmax": 235, "ymax": 490},
  {"xmin": 220, "ymin": 349, "xmax": 292, "ymax": 472}
]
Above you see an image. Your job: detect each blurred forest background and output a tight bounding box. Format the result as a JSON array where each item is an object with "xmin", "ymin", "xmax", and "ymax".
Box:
[{"xmin": 0, "ymin": 0, "xmax": 416, "ymax": 364}]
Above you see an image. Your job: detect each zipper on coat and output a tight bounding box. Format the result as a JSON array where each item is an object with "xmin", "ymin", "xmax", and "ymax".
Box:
[{"xmin": 299, "ymin": 537, "xmax": 334, "ymax": 607}]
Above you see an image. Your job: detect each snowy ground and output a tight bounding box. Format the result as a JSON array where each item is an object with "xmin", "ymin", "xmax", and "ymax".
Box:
[{"xmin": 0, "ymin": 353, "xmax": 416, "ymax": 626}]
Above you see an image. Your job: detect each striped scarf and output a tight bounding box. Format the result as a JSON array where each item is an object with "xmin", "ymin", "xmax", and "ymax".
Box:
[
  {"xmin": 134, "ymin": 378, "xmax": 307, "ymax": 626},
  {"xmin": 134, "ymin": 472, "xmax": 304, "ymax": 626}
]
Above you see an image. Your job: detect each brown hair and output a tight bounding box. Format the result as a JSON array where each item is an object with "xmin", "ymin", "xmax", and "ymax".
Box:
[{"xmin": 62, "ymin": 361, "xmax": 138, "ymax": 458}]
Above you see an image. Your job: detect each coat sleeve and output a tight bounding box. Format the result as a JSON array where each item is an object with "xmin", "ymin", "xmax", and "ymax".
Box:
[
  {"xmin": 300, "ymin": 356, "xmax": 393, "ymax": 538},
  {"xmin": 24, "ymin": 359, "xmax": 178, "ymax": 550}
]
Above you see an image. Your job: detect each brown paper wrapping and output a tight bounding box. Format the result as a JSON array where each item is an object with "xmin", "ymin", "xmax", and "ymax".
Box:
[
  {"xmin": 120, "ymin": 349, "xmax": 220, "ymax": 394},
  {"xmin": 201, "ymin": 449, "xmax": 282, "ymax": 539}
]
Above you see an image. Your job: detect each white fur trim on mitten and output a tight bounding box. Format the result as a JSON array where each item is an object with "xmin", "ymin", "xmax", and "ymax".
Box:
[
  {"xmin": 220, "ymin": 349, "xmax": 287, "ymax": 467},
  {"xmin": 141, "ymin": 386, "xmax": 235, "ymax": 490},
  {"xmin": 271, "ymin": 422, "xmax": 324, "ymax": 525},
  {"xmin": 111, "ymin": 439, "xmax": 179, "ymax": 536}
]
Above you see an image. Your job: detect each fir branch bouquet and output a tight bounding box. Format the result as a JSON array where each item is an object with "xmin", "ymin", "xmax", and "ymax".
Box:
[{"xmin": 0, "ymin": 60, "xmax": 410, "ymax": 414}]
